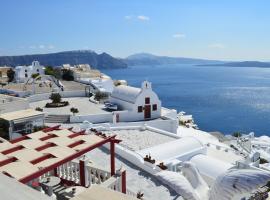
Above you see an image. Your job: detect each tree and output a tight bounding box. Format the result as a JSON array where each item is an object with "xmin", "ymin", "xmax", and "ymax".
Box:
[
  {"xmin": 45, "ymin": 66, "xmax": 62, "ymax": 79},
  {"xmin": 70, "ymin": 107, "xmax": 79, "ymax": 116},
  {"xmin": 62, "ymin": 69, "xmax": 74, "ymax": 81},
  {"xmin": 31, "ymin": 73, "xmax": 40, "ymax": 79},
  {"xmin": 94, "ymin": 91, "xmax": 108, "ymax": 101},
  {"xmin": 232, "ymin": 132, "xmax": 242, "ymax": 138},
  {"xmin": 7, "ymin": 68, "xmax": 15, "ymax": 82},
  {"xmin": 50, "ymin": 93, "xmax": 62, "ymax": 104}
]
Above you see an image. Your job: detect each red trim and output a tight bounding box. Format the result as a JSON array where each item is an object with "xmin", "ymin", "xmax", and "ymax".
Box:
[
  {"xmin": 121, "ymin": 170, "xmax": 126, "ymax": 194},
  {"xmin": 68, "ymin": 140, "xmax": 85, "ymax": 148},
  {"xmin": 110, "ymin": 141, "xmax": 115, "ymax": 176},
  {"xmin": 53, "ymin": 168, "xmax": 58, "ymax": 176},
  {"xmin": 9, "ymin": 136, "xmax": 29, "ymax": 144},
  {"xmin": 2, "ymin": 171, "xmax": 13, "ymax": 178},
  {"xmin": 19, "ymin": 135, "xmax": 118, "ymax": 183},
  {"xmin": 68, "ymin": 130, "xmax": 86, "ymax": 138},
  {"xmin": 0, "ymin": 157, "xmax": 17, "ymax": 167},
  {"xmin": 39, "ymin": 134, "xmax": 58, "ymax": 141},
  {"xmin": 79, "ymin": 160, "xmax": 86, "ymax": 187},
  {"xmin": 42, "ymin": 125, "xmax": 61, "ymax": 132},
  {"xmin": 30, "ymin": 154, "xmax": 55, "ymax": 165},
  {"xmin": 1, "ymin": 145, "xmax": 25, "ymax": 155},
  {"xmin": 35, "ymin": 143, "xmax": 56, "ymax": 151}
]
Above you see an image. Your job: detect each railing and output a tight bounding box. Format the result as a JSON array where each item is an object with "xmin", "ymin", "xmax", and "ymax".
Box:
[
  {"xmin": 57, "ymin": 161, "xmax": 80, "ymax": 184},
  {"xmin": 85, "ymin": 163, "xmax": 111, "ymax": 185}
]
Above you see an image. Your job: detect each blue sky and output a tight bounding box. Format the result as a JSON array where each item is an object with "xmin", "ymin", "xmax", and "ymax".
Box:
[{"xmin": 0, "ymin": 0, "xmax": 270, "ymax": 61}]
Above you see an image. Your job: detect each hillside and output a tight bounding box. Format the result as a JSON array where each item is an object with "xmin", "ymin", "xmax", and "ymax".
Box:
[
  {"xmin": 0, "ymin": 50, "xmax": 127, "ymax": 69},
  {"xmin": 125, "ymin": 53, "xmax": 224, "ymax": 66}
]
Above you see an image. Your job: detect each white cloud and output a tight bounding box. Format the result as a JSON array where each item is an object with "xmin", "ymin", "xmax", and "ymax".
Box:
[
  {"xmin": 137, "ymin": 15, "xmax": 150, "ymax": 21},
  {"xmin": 208, "ymin": 43, "xmax": 225, "ymax": 49},
  {"xmin": 124, "ymin": 15, "xmax": 132, "ymax": 20},
  {"xmin": 173, "ymin": 33, "xmax": 186, "ymax": 39},
  {"xmin": 29, "ymin": 44, "xmax": 55, "ymax": 50},
  {"xmin": 48, "ymin": 45, "xmax": 55, "ymax": 49}
]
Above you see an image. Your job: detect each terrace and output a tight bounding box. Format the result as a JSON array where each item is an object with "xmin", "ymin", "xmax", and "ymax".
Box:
[{"xmin": 0, "ymin": 126, "xmax": 134, "ymax": 200}]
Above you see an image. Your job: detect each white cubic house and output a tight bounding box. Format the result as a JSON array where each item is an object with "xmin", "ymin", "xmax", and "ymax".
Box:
[
  {"xmin": 15, "ymin": 61, "xmax": 44, "ymax": 83},
  {"xmin": 110, "ymin": 81, "xmax": 161, "ymax": 122}
]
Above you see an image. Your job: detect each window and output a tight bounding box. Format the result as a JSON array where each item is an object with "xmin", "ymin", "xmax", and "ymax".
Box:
[
  {"xmin": 152, "ymin": 104, "xmax": 157, "ymax": 111},
  {"xmin": 25, "ymin": 73, "xmax": 28, "ymax": 78},
  {"xmin": 37, "ymin": 69, "xmax": 39, "ymax": 72},
  {"xmin": 25, "ymin": 69, "xmax": 27, "ymax": 73},
  {"xmin": 145, "ymin": 97, "xmax": 150, "ymax": 104},
  {"xmin": 138, "ymin": 106, "xmax": 143, "ymax": 113}
]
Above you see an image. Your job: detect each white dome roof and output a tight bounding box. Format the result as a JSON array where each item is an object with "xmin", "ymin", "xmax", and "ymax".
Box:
[{"xmin": 111, "ymin": 85, "xmax": 141, "ymax": 103}]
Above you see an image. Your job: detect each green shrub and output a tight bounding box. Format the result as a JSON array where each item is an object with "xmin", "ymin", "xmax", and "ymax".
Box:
[
  {"xmin": 62, "ymin": 69, "xmax": 74, "ymax": 81},
  {"xmin": 35, "ymin": 107, "xmax": 43, "ymax": 112},
  {"xmin": 50, "ymin": 93, "xmax": 62, "ymax": 104},
  {"xmin": 70, "ymin": 107, "xmax": 79, "ymax": 115},
  {"xmin": 94, "ymin": 91, "xmax": 108, "ymax": 101},
  {"xmin": 232, "ymin": 132, "xmax": 242, "ymax": 138}
]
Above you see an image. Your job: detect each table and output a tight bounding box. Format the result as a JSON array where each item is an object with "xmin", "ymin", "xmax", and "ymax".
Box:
[{"xmin": 40, "ymin": 176, "xmax": 61, "ymax": 196}]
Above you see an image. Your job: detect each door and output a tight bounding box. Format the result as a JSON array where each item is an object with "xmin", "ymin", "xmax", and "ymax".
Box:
[{"xmin": 144, "ymin": 105, "xmax": 151, "ymax": 119}]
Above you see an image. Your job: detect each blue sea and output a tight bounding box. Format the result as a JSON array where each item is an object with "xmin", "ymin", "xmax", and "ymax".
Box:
[{"xmin": 102, "ymin": 64, "xmax": 270, "ymax": 136}]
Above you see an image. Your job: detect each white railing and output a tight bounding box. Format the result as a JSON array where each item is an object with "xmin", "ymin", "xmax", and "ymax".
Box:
[
  {"xmin": 85, "ymin": 164, "xmax": 111, "ymax": 185},
  {"xmin": 57, "ymin": 161, "xmax": 80, "ymax": 184}
]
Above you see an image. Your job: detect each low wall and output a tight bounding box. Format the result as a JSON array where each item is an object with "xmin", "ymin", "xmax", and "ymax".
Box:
[
  {"xmin": 70, "ymin": 113, "xmax": 113, "ymax": 124},
  {"xmin": 27, "ymin": 90, "xmax": 86, "ymax": 103},
  {"xmin": 0, "ymin": 100, "xmax": 30, "ymax": 114}
]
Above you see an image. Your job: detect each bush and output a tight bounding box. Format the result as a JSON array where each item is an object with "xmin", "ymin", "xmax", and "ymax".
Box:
[
  {"xmin": 232, "ymin": 132, "xmax": 242, "ymax": 138},
  {"xmin": 7, "ymin": 68, "xmax": 15, "ymax": 82},
  {"xmin": 31, "ymin": 73, "xmax": 40, "ymax": 79},
  {"xmin": 70, "ymin": 107, "xmax": 79, "ymax": 115},
  {"xmin": 50, "ymin": 93, "xmax": 62, "ymax": 104},
  {"xmin": 94, "ymin": 91, "xmax": 108, "ymax": 101},
  {"xmin": 45, "ymin": 101, "xmax": 69, "ymax": 108},
  {"xmin": 35, "ymin": 107, "xmax": 43, "ymax": 112},
  {"xmin": 45, "ymin": 66, "xmax": 62, "ymax": 79}
]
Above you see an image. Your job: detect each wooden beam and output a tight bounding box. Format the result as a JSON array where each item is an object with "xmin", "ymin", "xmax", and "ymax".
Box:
[
  {"xmin": 19, "ymin": 135, "xmax": 117, "ymax": 184},
  {"xmin": 9, "ymin": 136, "xmax": 29, "ymax": 144},
  {"xmin": 0, "ymin": 157, "xmax": 17, "ymax": 167},
  {"xmin": 42, "ymin": 125, "xmax": 61, "ymax": 132},
  {"xmin": 1, "ymin": 145, "xmax": 24, "ymax": 155},
  {"xmin": 68, "ymin": 140, "xmax": 85, "ymax": 148},
  {"xmin": 30, "ymin": 154, "xmax": 55, "ymax": 165},
  {"xmin": 39, "ymin": 134, "xmax": 58, "ymax": 141},
  {"xmin": 35, "ymin": 143, "xmax": 56, "ymax": 151}
]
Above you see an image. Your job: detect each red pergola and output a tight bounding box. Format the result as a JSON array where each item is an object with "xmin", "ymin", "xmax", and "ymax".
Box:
[{"xmin": 0, "ymin": 126, "xmax": 123, "ymax": 191}]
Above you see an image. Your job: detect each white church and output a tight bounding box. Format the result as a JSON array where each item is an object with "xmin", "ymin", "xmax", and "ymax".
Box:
[
  {"xmin": 109, "ymin": 81, "xmax": 161, "ymax": 122},
  {"xmin": 15, "ymin": 61, "xmax": 44, "ymax": 83}
]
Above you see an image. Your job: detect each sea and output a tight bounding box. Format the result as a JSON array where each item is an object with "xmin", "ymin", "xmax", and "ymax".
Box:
[{"xmin": 102, "ymin": 64, "xmax": 270, "ymax": 136}]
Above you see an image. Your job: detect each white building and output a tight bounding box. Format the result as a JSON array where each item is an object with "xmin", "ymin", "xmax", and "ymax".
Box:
[
  {"xmin": 15, "ymin": 61, "xmax": 44, "ymax": 83},
  {"xmin": 110, "ymin": 81, "xmax": 161, "ymax": 122}
]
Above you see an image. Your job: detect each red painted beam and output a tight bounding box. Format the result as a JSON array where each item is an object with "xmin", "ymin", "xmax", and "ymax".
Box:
[
  {"xmin": 19, "ymin": 135, "xmax": 118, "ymax": 184},
  {"xmin": 39, "ymin": 134, "xmax": 58, "ymax": 141},
  {"xmin": 68, "ymin": 140, "xmax": 85, "ymax": 148},
  {"xmin": 1, "ymin": 145, "xmax": 25, "ymax": 155},
  {"xmin": 30, "ymin": 154, "xmax": 55, "ymax": 165},
  {"xmin": 35, "ymin": 143, "xmax": 56, "ymax": 151},
  {"xmin": 79, "ymin": 160, "xmax": 86, "ymax": 187},
  {"xmin": 42, "ymin": 125, "xmax": 61, "ymax": 132},
  {"xmin": 9, "ymin": 136, "xmax": 29, "ymax": 144},
  {"xmin": 0, "ymin": 157, "xmax": 17, "ymax": 167},
  {"xmin": 110, "ymin": 141, "xmax": 115, "ymax": 176},
  {"xmin": 121, "ymin": 170, "xmax": 126, "ymax": 194},
  {"xmin": 68, "ymin": 130, "xmax": 86, "ymax": 138}
]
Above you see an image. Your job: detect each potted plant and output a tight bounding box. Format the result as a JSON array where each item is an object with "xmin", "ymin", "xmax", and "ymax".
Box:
[
  {"xmin": 156, "ymin": 162, "xmax": 168, "ymax": 171},
  {"xmin": 70, "ymin": 107, "xmax": 79, "ymax": 116},
  {"xmin": 143, "ymin": 154, "xmax": 155, "ymax": 168}
]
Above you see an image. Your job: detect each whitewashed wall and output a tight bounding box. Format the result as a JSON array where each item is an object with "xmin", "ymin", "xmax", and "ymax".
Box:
[
  {"xmin": 0, "ymin": 97, "xmax": 30, "ymax": 114},
  {"xmin": 70, "ymin": 113, "xmax": 113, "ymax": 123},
  {"xmin": 27, "ymin": 90, "xmax": 86, "ymax": 102}
]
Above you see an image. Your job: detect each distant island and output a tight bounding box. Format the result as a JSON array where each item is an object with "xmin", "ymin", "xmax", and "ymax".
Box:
[
  {"xmin": 124, "ymin": 53, "xmax": 223, "ymax": 66},
  {"xmin": 125, "ymin": 53, "xmax": 270, "ymax": 68},
  {"xmin": 197, "ymin": 61, "xmax": 270, "ymax": 68},
  {"xmin": 0, "ymin": 50, "xmax": 127, "ymax": 69},
  {"xmin": 1, "ymin": 51, "xmax": 270, "ymax": 69}
]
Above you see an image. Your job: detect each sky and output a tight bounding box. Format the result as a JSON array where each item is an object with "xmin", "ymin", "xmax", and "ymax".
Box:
[{"xmin": 0, "ymin": 0, "xmax": 270, "ymax": 61}]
